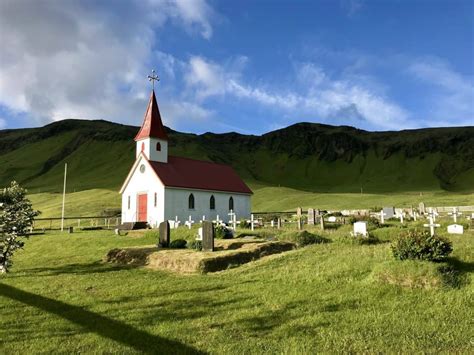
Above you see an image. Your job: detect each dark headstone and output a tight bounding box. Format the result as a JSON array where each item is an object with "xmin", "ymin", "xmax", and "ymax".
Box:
[
  {"xmin": 202, "ymin": 221, "xmax": 214, "ymax": 252},
  {"xmin": 68, "ymin": 226, "xmax": 74, "ymax": 234},
  {"xmin": 383, "ymin": 207, "xmax": 395, "ymax": 219},
  {"xmin": 159, "ymin": 221, "xmax": 170, "ymax": 247}
]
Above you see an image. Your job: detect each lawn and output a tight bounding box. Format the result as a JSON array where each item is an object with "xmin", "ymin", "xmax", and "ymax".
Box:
[
  {"xmin": 0, "ymin": 223, "xmax": 473, "ymax": 353},
  {"xmin": 28, "ymin": 185, "xmax": 474, "ymax": 218}
]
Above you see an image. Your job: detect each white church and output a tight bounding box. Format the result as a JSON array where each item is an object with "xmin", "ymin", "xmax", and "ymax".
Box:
[{"xmin": 119, "ymin": 89, "xmax": 252, "ymax": 228}]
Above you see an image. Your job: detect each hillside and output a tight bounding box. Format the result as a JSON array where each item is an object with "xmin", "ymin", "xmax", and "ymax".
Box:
[{"xmin": 0, "ymin": 119, "xmax": 473, "ymax": 194}]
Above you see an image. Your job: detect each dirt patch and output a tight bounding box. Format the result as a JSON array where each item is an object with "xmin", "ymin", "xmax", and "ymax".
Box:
[{"xmin": 105, "ymin": 240, "xmax": 295, "ymax": 274}]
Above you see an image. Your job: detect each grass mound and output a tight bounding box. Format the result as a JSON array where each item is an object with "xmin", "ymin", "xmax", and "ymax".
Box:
[
  {"xmin": 335, "ymin": 233, "xmax": 381, "ymax": 245},
  {"xmin": 371, "ymin": 260, "xmax": 461, "ymax": 289}
]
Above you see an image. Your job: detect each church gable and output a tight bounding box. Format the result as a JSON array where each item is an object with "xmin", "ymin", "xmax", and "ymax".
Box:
[{"xmin": 119, "ymin": 153, "xmax": 163, "ymax": 194}]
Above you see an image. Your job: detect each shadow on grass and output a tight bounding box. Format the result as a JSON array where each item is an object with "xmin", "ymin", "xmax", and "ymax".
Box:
[
  {"xmin": 440, "ymin": 257, "xmax": 474, "ymax": 288},
  {"xmin": 0, "ymin": 283, "xmax": 204, "ymax": 354},
  {"xmin": 11, "ymin": 261, "xmax": 133, "ymax": 277}
]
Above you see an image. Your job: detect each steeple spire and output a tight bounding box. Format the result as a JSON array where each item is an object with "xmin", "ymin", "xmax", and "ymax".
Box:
[{"xmin": 134, "ymin": 90, "xmax": 168, "ymax": 141}]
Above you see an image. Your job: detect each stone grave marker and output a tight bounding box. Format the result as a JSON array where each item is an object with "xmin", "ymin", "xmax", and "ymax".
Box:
[
  {"xmin": 250, "ymin": 214, "xmax": 255, "ymax": 231},
  {"xmin": 277, "ymin": 218, "xmax": 282, "ymax": 229},
  {"xmin": 308, "ymin": 208, "xmax": 315, "ymax": 225},
  {"xmin": 159, "ymin": 221, "xmax": 170, "ymax": 247},
  {"xmin": 185, "ymin": 216, "xmax": 194, "ymax": 229},
  {"xmin": 447, "ymin": 224, "xmax": 464, "ymax": 234},
  {"xmin": 328, "ymin": 216, "xmax": 337, "ymax": 223},
  {"xmin": 353, "ymin": 221, "xmax": 368, "ymax": 237},
  {"xmin": 380, "ymin": 209, "xmax": 387, "ymax": 224},
  {"xmin": 383, "ymin": 207, "xmax": 395, "ymax": 219},
  {"xmin": 296, "ymin": 207, "xmax": 302, "ymax": 230},
  {"xmin": 419, "ymin": 202, "xmax": 426, "ymax": 214},
  {"xmin": 202, "ymin": 221, "xmax": 214, "ymax": 252}
]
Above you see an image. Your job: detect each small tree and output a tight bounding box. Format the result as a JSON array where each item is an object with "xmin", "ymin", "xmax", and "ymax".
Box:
[{"xmin": 0, "ymin": 181, "xmax": 39, "ymax": 273}]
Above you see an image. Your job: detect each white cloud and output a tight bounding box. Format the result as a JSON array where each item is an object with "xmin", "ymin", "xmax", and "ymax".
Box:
[
  {"xmin": 409, "ymin": 58, "xmax": 474, "ymax": 126},
  {"xmin": 0, "ymin": 0, "xmax": 216, "ymax": 128},
  {"xmin": 0, "ymin": 118, "xmax": 6, "ymax": 129},
  {"xmin": 182, "ymin": 56, "xmax": 409, "ymax": 130}
]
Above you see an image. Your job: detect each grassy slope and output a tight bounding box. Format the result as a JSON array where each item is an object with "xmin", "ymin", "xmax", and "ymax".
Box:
[{"xmin": 0, "ymin": 225, "xmax": 472, "ymax": 353}]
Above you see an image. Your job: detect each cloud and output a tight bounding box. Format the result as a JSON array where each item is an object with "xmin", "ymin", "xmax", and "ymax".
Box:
[
  {"xmin": 408, "ymin": 58, "xmax": 474, "ymax": 126},
  {"xmin": 0, "ymin": 118, "xmax": 6, "ymax": 130},
  {"xmin": 183, "ymin": 57, "xmax": 409, "ymax": 130},
  {"xmin": 0, "ymin": 0, "xmax": 216, "ymax": 128}
]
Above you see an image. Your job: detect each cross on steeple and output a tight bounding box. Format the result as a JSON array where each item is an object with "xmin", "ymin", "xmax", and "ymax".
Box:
[{"xmin": 147, "ymin": 69, "xmax": 160, "ymax": 90}]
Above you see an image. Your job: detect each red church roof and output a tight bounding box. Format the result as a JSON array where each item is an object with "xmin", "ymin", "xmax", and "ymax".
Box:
[
  {"xmin": 149, "ymin": 156, "xmax": 253, "ymax": 194},
  {"xmin": 134, "ymin": 90, "xmax": 168, "ymax": 141}
]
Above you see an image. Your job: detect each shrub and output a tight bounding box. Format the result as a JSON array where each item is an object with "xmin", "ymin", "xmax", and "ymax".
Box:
[
  {"xmin": 188, "ymin": 240, "xmax": 202, "ymax": 251},
  {"xmin": 349, "ymin": 216, "xmax": 383, "ymax": 230},
  {"xmin": 169, "ymin": 239, "xmax": 187, "ymax": 249},
  {"xmin": 391, "ymin": 230, "xmax": 453, "ymax": 262},
  {"xmin": 239, "ymin": 219, "xmax": 250, "ymax": 229},
  {"xmin": 279, "ymin": 230, "xmax": 329, "ymax": 247},
  {"xmin": 336, "ymin": 233, "xmax": 381, "ymax": 245},
  {"xmin": 215, "ymin": 224, "xmax": 233, "ymax": 239}
]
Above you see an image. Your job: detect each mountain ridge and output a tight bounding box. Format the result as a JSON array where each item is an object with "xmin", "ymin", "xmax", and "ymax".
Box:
[{"xmin": 0, "ymin": 119, "xmax": 473, "ymax": 193}]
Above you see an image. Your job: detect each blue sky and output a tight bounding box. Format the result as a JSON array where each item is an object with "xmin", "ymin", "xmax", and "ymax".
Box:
[{"xmin": 0, "ymin": 0, "xmax": 472, "ymax": 134}]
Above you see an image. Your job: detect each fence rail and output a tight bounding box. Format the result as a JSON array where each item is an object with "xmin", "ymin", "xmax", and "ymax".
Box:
[{"xmin": 33, "ymin": 216, "xmax": 121, "ymax": 231}]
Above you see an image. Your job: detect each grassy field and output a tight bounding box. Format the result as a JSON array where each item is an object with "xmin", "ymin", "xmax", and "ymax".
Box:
[
  {"xmin": 28, "ymin": 184, "xmax": 474, "ymax": 219},
  {"xmin": 0, "ymin": 222, "xmax": 473, "ymax": 353}
]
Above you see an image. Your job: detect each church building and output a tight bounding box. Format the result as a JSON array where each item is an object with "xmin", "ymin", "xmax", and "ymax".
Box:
[{"xmin": 119, "ymin": 89, "xmax": 252, "ymax": 228}]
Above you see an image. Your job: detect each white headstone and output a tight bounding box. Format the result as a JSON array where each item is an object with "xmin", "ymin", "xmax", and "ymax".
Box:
[
  {"xmin": 328, "ymin": 216, "xmax": 337, "ymax": 223},
  {"xmin": 353, "ymin": 221, "xmax": 368, "ymax": 237},
  {"xmin": 197, "ymin": 227, "xmax": 203, "ymax": 240},
  {"xmin": 447, "ymin": 224, "xmax": 464, "ymax": 234},
  {"xmin": 448, "ymin": 207, "xmax": 462, "ymax": 223},
  {"xmin": 251, "ymin": 214, "xmax": 255, "ymax": 231},
  {"xmin": 424, "ymin": 212, "xmax": 440, "ymax": 237},
  {"xmin": 185, "ymin": 216, "xmax": 194, "ymax": 229},
  {"xmin": 379, "ymin": 209, "xmax": 387, "ymax": 224}
]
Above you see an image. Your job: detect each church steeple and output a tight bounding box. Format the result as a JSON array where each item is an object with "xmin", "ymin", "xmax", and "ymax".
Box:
[
  {"xmin": 135, "ymin": 71, "xmax": 169, "ymax": 163},
  {"xmin": 134, "ymin": 90, "xmax": 168, "ymax": 141}
]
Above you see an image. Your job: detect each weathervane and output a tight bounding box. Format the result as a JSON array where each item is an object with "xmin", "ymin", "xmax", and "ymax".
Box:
[{"xmin": 147, "ymin": 69, "xmax": 160, "ymax": 90}]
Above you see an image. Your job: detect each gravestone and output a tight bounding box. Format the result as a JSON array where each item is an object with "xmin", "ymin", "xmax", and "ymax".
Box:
[
  {"xmin": 307, "ymin": 208, "xmax": 315, "ymax": 225},
  {"xmin": 419, "ymin": 202, "xmax": 426, "ymax": 214},
  {"xmin": 353, "ymin": 221, "xmax": 368, "ymax": 237},
  {"xmin": 159, "ymin": 221, "xmax": 170, "ymax": 247},
  {"xmin": 296, "ymin": 207, "xmax": 302, "ymax": 230},
  {"xmin": 202, "ymin": 221, "xmax": 214, "ymax": 252},
  {"xmin": 383, "ymin": 207, "xmax": 395, "ymax": 219},
  {"xmin": 320, "ymin": 214, "xmax": 325, "ymax": 231},
  {"xmin": 328, "ymin": 216, "xmax": 337, "ymax": 223},
  {"xmin": 277, "ymin": 218, "xmax": 282, "ymax": 229},
  {"xmin": 447, "ymin": 224, "xmax": 464, "ymax": 235}
]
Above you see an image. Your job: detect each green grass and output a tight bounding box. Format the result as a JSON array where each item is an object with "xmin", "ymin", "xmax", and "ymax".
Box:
[
  {"xmin": 28, "ymin": 185, "xmax": 474, "ymax": 218},
  {"xmin": 0, "ymin": 224, "xmax": 473, "ymax": 353}
]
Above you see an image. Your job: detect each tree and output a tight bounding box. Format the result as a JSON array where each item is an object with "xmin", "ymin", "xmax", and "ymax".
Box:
[{"xmin": 0, "ymin": 181, "xmax": 39, "ymax": 273}]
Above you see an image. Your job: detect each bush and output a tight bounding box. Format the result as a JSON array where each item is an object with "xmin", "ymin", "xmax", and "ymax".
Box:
[
  {"xmin": 349, "ymin": 216, "xmax": 383, "ymax": 230},
  {"xmin": 239, "ymin": 219, "xmax": 250, "ymax": 229},
  {"xmin": 188, "ymin": 240, "xmax": 202, "ymax": 251},
  {"xmin": 169, "ymin": 239, "xmax": 187, "ymax": 249},
  {"xmin": 215, "ymin": 224, "xmax": 233, "ymax": 239},
  {"xmin": 391, "ymin": 230, "xmax": 453, "ymax": 262},
  {"xmin": 279, "ymin": 230, "xmax": 329, "ymax": 247}
]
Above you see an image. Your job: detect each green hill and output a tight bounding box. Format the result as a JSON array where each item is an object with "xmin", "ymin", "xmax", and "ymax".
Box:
[{"xmin": 1, "ymin": 119, "xmax": 473, "ymax": 194}]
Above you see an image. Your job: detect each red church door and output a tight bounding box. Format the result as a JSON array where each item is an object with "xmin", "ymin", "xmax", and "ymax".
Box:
[{"xmin": 137, "ymin": 194, "xmax": 148, "ymax": 222}]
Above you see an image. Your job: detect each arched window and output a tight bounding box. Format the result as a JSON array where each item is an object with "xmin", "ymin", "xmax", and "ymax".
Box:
[
  {"xmin": 156, "ymin": 142, "xmax": 161, "ymax": 151},
  {"xmin": 188, "ymin": 194, "xmax": 195, "ymax": 209},
  {"xmin": 127, "ymin": 196, "xmax": 131, "ymax": 209},
  {"xmin": 229, "ymin": 196, "xmax": 234, "ymax": 211},
  {"xmin": 210, "ymin": 195, "xmax": 215, "ymax": 210},
  {"xmin": 141, "ymin": 142, "xmax": 145, "ymax": 152},
  {"xmin": 154, "ymin": 192, "xmax": 157, "ymax": 207}
]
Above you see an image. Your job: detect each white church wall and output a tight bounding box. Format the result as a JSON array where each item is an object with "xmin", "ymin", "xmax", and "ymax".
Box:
[
  {"xmin": 136, "ymin": 137, "xmax": 168, "ymax": 163},
  {"xmin": 121, "ymin": 156, "xmax": 165, "ymax": 227},
  {"xmin": 164, "ymin": 188, "xmax": 251, "ymax": 223}
]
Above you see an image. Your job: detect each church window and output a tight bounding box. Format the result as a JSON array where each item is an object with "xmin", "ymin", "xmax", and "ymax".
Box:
[
  {"xmin": 154, "ymin": 193, "xmax": 157, "ymax": 207},
  {"xmin": 139, "ymin": 164, "xmax": 146, "ymax": 173},
  {"xmin": 188, "ymin": 194, "xmax": 195, "ymax": 209},
  {"xmin": 229, "ymin": 197, "xmax": 234, "ymax": 211},
  {"xmin": 210, "ymin": 195, "xmax": 215, "ymax": 210},
  {"xmin": 128, "ymin": 196, "xmax": 130, "ymax": 209},
  {"xmin": 141, "ymin": 142, "xmax": 145, "ymax": 152},
  {"xmin": 156, "ymin": 142, "xmax": 161, "ymax": 151}
]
